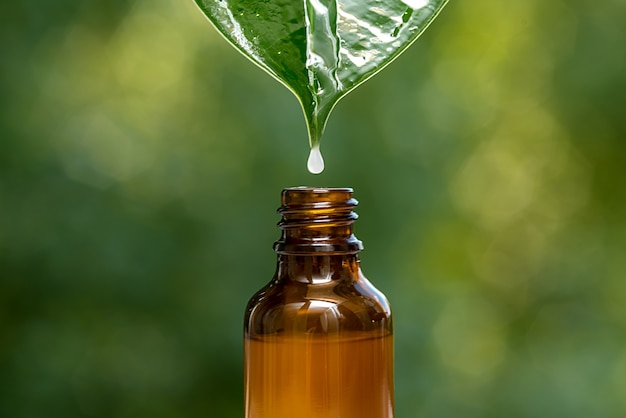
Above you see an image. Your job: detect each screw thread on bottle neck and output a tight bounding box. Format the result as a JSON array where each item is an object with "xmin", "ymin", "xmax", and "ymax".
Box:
[{"xmin": 273, "ymin": 187, "xmax": 364, "ymax": 255}]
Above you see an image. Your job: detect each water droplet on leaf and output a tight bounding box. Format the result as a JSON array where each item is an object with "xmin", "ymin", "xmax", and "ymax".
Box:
[{"xmin": 307, "ymin": 146, "xmax": 325, "ymax": 174}]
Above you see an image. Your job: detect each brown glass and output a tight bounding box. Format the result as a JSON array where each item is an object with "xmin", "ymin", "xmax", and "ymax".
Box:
[{"xmin": 244, "ymin": 187, "xmax": 394, "ymax": 418}]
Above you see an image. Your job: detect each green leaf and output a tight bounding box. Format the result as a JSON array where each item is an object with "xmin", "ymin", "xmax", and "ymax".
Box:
[{"xmin": 194, "ymin": 0, "xmax": 448, "ymax": 152}]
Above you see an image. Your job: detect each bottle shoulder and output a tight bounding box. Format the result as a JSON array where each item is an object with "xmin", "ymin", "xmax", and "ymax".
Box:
[{"xmin": 245, "ymin": 273, "xmax": 392, "ymax": 337}]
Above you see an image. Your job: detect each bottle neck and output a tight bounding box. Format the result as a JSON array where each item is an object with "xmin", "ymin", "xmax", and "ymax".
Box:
[
  {"xmin": 273, "ymin": 187, "xmax": 363, "ymax": 255},
  {"xmin": 276, "ymin": 254, "xmax": 361, "ymax": 284}
]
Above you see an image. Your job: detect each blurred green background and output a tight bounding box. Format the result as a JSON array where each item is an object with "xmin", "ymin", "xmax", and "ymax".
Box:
[{"xmin": 2, "ymin": 0, "xmax": 626, "ymax": 417}]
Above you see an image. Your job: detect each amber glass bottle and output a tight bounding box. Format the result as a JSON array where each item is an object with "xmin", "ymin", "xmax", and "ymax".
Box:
[{"xmin": 244, "ymin": 187, "xmax": 394, "ymax": 418}]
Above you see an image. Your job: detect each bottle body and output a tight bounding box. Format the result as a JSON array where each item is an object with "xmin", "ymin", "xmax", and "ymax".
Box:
[{"xmin": 244, "ymin": 188, "xmax": 394, "ymax": 418}]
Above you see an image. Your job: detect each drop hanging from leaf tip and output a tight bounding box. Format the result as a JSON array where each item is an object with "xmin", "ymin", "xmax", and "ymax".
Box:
[{"xmin": 307, "ymin": 146, "xmax": 325, "ymax": 174}]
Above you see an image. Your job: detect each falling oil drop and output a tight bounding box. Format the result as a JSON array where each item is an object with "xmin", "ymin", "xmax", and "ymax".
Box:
[{"xmin": 307, "ymin": 146, "xmax": 325, "ymax": 174}]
